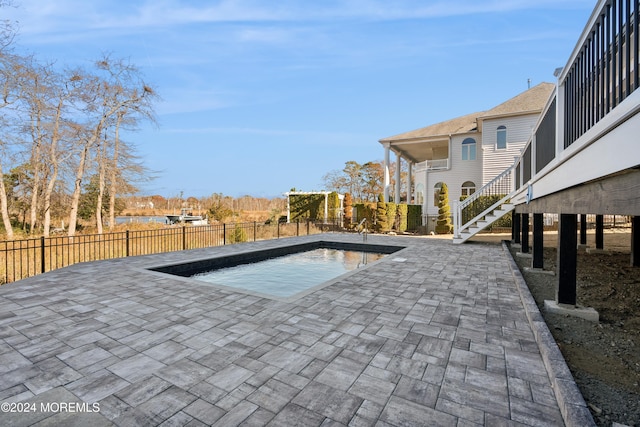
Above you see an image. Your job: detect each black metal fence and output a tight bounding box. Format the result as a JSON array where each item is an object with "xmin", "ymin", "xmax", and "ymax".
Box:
[{"xmin": 0, "ymin": 220, "xmax": 341, "ymax": 284}]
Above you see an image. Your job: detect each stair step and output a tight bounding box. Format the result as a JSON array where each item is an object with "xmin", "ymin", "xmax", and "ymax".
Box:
[{"xmin": 454, "ymin": 193, "xmax": 515, "ymax": 244}]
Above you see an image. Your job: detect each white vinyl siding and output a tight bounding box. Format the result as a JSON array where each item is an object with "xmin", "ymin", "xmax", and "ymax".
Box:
[
  {"xmin": 481, "ymin": 114, "xmax": 539, "ymax": 185},
  {"xmin": 421, "ymin": 133, "xmax": 483, "ymax": 216}
]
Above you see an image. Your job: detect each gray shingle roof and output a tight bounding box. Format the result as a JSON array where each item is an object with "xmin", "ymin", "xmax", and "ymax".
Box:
[{"xmin": 379, "ymin": 82, "xmax": 554, "ymax": 143}]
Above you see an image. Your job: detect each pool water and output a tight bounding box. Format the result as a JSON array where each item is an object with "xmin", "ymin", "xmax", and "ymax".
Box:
[{"xmin": 191, "ymin": 248, "xmax": 386, "ymax": 297}]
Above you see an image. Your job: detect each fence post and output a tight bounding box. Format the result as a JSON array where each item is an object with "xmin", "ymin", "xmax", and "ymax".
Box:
[
  {"xmin": 125, "ymin": 230, "xmax": 130, "ymax": 257},
  {"xmin": 296, "ymin": 219, "xmax": 299, "ymax": 236},
  {"xmin": 254, "ymin": 221, "xmax": 257, "ymax": 242},
  {"xmin": 277, "ymin": 221, "xmax": 280, "ymax": 239},
  {"xmin": 453, "ymin": 201, "xmax": 459, "ymax": 238},
  {"xmin": 182, "ymin": 226, "xmax": 186, "ymax": 250},
  {"xmin": 307, "ymin": 219, "xmax": 310, "ymax": 235},
  {"xmin": 40, "ymin": 236, "xmax": 46, "ymax": 274},
  {"xmin": 223, "ymin": 223, "xmax": 226, "ymax": 245}
]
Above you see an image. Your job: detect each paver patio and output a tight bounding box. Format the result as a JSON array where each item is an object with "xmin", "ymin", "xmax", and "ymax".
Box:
[{"xmin": 0, "ymin": 234, "xmax": 591, "ymax": 426}]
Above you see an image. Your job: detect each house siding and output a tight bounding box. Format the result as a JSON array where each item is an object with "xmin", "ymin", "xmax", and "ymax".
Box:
[
  {"xmin": 481, "ymin": 114, "xmax": 539, "ymax": 185},
  {"xmin": 422, "ymin": 133, "xmax": 483, "ymax": 218}
]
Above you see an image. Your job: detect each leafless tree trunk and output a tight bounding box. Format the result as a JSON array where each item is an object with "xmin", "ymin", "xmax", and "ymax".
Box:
[
  {"xmin": 95, "ymin": 132, "xmax": 107, "ymax": 234},
  {"xmin": 108, "ymin": 111, "xmax": 123, "ymax": 230},
  {"xmin": 0, "ymin": 53, "xmax": 19, "ymax": 239},
  {"xmin": 0, "ymin": 162, "xmax": 13, "ymax": 239}
]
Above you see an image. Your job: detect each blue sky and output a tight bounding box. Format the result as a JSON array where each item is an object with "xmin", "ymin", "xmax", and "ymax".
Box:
[{"xmin": 4, "ymin": 1, "xmax": 595, "ymax": 198}]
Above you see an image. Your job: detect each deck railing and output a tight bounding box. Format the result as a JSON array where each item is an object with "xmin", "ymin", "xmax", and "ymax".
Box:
[
  {"xmin": 0, "ymin": 219, "xmax": 341, "ymax": 284},
  {"xmin": 563, "ymin": 0, "xmax": 639, "ymax": 147},
  {"xmin": 453, "ymin": 162, "xmax": 516, "ymax": 238}
]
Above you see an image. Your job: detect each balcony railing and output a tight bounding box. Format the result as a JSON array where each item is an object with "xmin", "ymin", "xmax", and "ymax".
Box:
[{"xmin": 427, "ymin": 158, "xmax": 449, "ymax": 170}]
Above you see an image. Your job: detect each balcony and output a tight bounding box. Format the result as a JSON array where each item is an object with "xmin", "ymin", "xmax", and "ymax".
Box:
[{"xmin": 426, "ymin": 158, "xmax": 449, "ymax": 171}]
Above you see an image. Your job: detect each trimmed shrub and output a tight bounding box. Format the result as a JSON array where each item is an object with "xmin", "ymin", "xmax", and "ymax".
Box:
[
  {"xmin": 386, "ymin": 202, "xmax": 397, "ymax": 231},
  {"xmin": 407, "ymin": 204, "xmax": 422, "ymax": 231},
  {"xmin": 435, "ymin": 183, "xmax": 453, "ymax": 234},
  {"xmin": 354, "ymin": 202, "xmax": 375, "ymax": 226},
  {"xmin": 289, "ymin": 194, "xmax": 324, "ymax": 221},
  {"xmin": 343, "ymin": 193, "xmax": 353, "ymax": 228},
  {"xmin": 397, "ymin": 204, "xmax": 408, "ymax": 232},
  {"xmin": 327, "ymin": 191, "xmax": 340, "ymax": 221},
  {"xmin": 376, "ymin": 194, "xmax": 389, "ymax": 232}
]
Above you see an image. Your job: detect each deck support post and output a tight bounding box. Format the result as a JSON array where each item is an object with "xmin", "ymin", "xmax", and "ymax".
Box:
[
  {"xmin": 513, "ymin": 213, "xmax": 521, "ymax": 245},
  {"xmin": 579, "ymin": 214, "xmax": 588, "ymax": 247},
  {"xmin": 556, "ymin": 214, "xmax": 578, "ymax": 305},
  {"xmin": 632, "ymin": 216, "xmax": 640, "ymax": 267},
  {"xmin": 532, "ymin": 213, "xmax": 544, "ymax": 269},
  {"xmin": 521, "ymin": 213, "xmax": 530, "ymax": 253},
  {"xmin": 595, "ymin": 215, "xmax": 604, "ymax": 250}
]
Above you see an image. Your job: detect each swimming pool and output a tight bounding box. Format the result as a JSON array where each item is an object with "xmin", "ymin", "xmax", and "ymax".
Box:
[{"xmin": 149, "ymin": 241, "xmax": 404, "ymax": 299}]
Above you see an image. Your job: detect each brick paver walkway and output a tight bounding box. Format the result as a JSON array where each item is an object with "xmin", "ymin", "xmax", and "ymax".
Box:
[{"xmin": 0, "ymin": 234, "xmax": 591, "ymax": 426}]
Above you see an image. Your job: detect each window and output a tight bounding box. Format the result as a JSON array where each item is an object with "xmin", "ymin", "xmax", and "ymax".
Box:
[
  {"xmin": 461, "ymin": 138, "xmax": 476, "ymax": 160},
  {"xmin": 434, "ymin": 182, "xmax": 443, "ymax": 207},
  {"xmin": 497, "ymin": 126, "xmax": 507, "ymax": 149},
  {"xmin": 415, "ymin": 183, "xmax": 424, "ymax": 205},
  {"xmin": 461, "ymin": 181, "xmax": 476, "ymax": 197}
]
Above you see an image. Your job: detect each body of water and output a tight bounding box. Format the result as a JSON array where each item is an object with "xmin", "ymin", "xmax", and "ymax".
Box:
[{"xmin": 115, "ymin": 216, "xmax": 169, "ymax": 225}]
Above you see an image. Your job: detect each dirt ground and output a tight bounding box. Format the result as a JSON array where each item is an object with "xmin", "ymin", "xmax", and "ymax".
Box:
[{"xmin": 478, "ymin": 229, "xmax": 640, "ymax": 427}]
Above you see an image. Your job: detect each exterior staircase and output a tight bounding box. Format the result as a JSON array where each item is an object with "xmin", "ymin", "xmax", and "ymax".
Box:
[{"xmin": 453, "ymin": 163, "xmax": 516, "ymax": 244}]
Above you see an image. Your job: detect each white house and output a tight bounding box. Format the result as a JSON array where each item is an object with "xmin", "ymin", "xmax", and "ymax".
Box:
[{"xmin": 379, "ymin": 82, "xmax": 554, "ymax": 232}]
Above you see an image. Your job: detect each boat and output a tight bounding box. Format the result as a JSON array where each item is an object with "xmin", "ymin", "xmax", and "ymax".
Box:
[{"xmin": 166, "ymin": 208, "xmax": 207, "ymax": 225}]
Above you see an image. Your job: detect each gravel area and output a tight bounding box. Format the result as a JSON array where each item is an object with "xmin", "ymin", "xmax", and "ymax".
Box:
[{"xmin": 506, "ymin": 231, "xmax": 640, "ymax": 427}]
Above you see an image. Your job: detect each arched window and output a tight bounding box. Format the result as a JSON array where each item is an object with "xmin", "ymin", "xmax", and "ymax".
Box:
[
  {"xmin": 415, "ymin": 183, "xmax": 424, "ymax": 205},
  {"xmin": 462, "ymin": 138, "xmax": 476, "ymax": 160},
  {"xmin": 434, "ymin": 182, "xmax": 443, "ymax": 207},
  {"xmin": 497, "ymin": 126, "xmax": 507, "ymax": 149},
  {"xmin": 461, "ymin": 181, "xmax": 476, "ymax": 197}
]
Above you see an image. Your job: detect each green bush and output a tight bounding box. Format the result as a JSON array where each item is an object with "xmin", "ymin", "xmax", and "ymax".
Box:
[
  {"xmin": 327, "ymin": 191, "xmax": 340, "ymax": 221},
  {"xmin": 376, "ymin": 194, "xmax": 389, "ymax": 232},
  {"xmin": 289, "ymin": 194, "xmax": 324, "ymax": 221},
  {"xmin": 343, "ymin": 193, "xmax": 353, "ymax": 227},
  {"xmin": 230, "ymin": 224, "xmax": 248, "ymax": 243},
  {"xmin": 407, "ymin": 205, "xmax": 422, "ymax": 231},
  {"xmin": 354, "ymin": 202, "xmax": 375, "ymax": 227},
  {"xmin": 397, "ymin": 204, "xmax": 408, "ymax": 232},
  {"xmin": 435, "ymin": 183, "xmax": 453, "ymax": 234},
  {"xmin": 386, "ymin": 202, "xmax": 397, "ymax": 231},
  {"xmin": 460, "ymin": 194, "xmax": 512, "ymax": 228}
]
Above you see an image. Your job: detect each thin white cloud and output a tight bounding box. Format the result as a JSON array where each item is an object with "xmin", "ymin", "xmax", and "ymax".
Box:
[{"xmin": 9, "ymin": 0, "xmax": 591, "ymax": 36}]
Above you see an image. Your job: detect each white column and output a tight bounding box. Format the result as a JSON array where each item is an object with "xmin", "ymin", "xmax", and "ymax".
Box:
[
  {"xmin": 383, "ymin": 143, "xmax": 391, "ymax": 202},
  {"xmin": 395, "ymin": 152, "xmax": 401, "ymax": 203},
  {"xmin": 407, "ymin": 163, "xmax": 413, "ymax": 204},
  {"xmin": 286, "ymin": 193, "xmax": 291, "ymax": 223},
  {"xmin": 422, "ymin": 170, "xmax": 428, "ymax": 227}
]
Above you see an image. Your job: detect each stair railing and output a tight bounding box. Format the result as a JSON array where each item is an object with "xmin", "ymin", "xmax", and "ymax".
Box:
[{"xmin": 453, "ymin": 162, "xmax": 517, "ymax": 238}]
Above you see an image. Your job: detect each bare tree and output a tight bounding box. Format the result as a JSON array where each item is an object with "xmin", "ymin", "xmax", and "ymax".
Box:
[
  {"xmin": 0, "ymin": 52, "xmax": 21, "ymax": 239},
  {"xmin": 0, "ymin": 1, "xmax": 17, "ymax": 53},
  {"xmin": 66, "ymin": 56, "xmax": 157, "ymax": 236}
]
